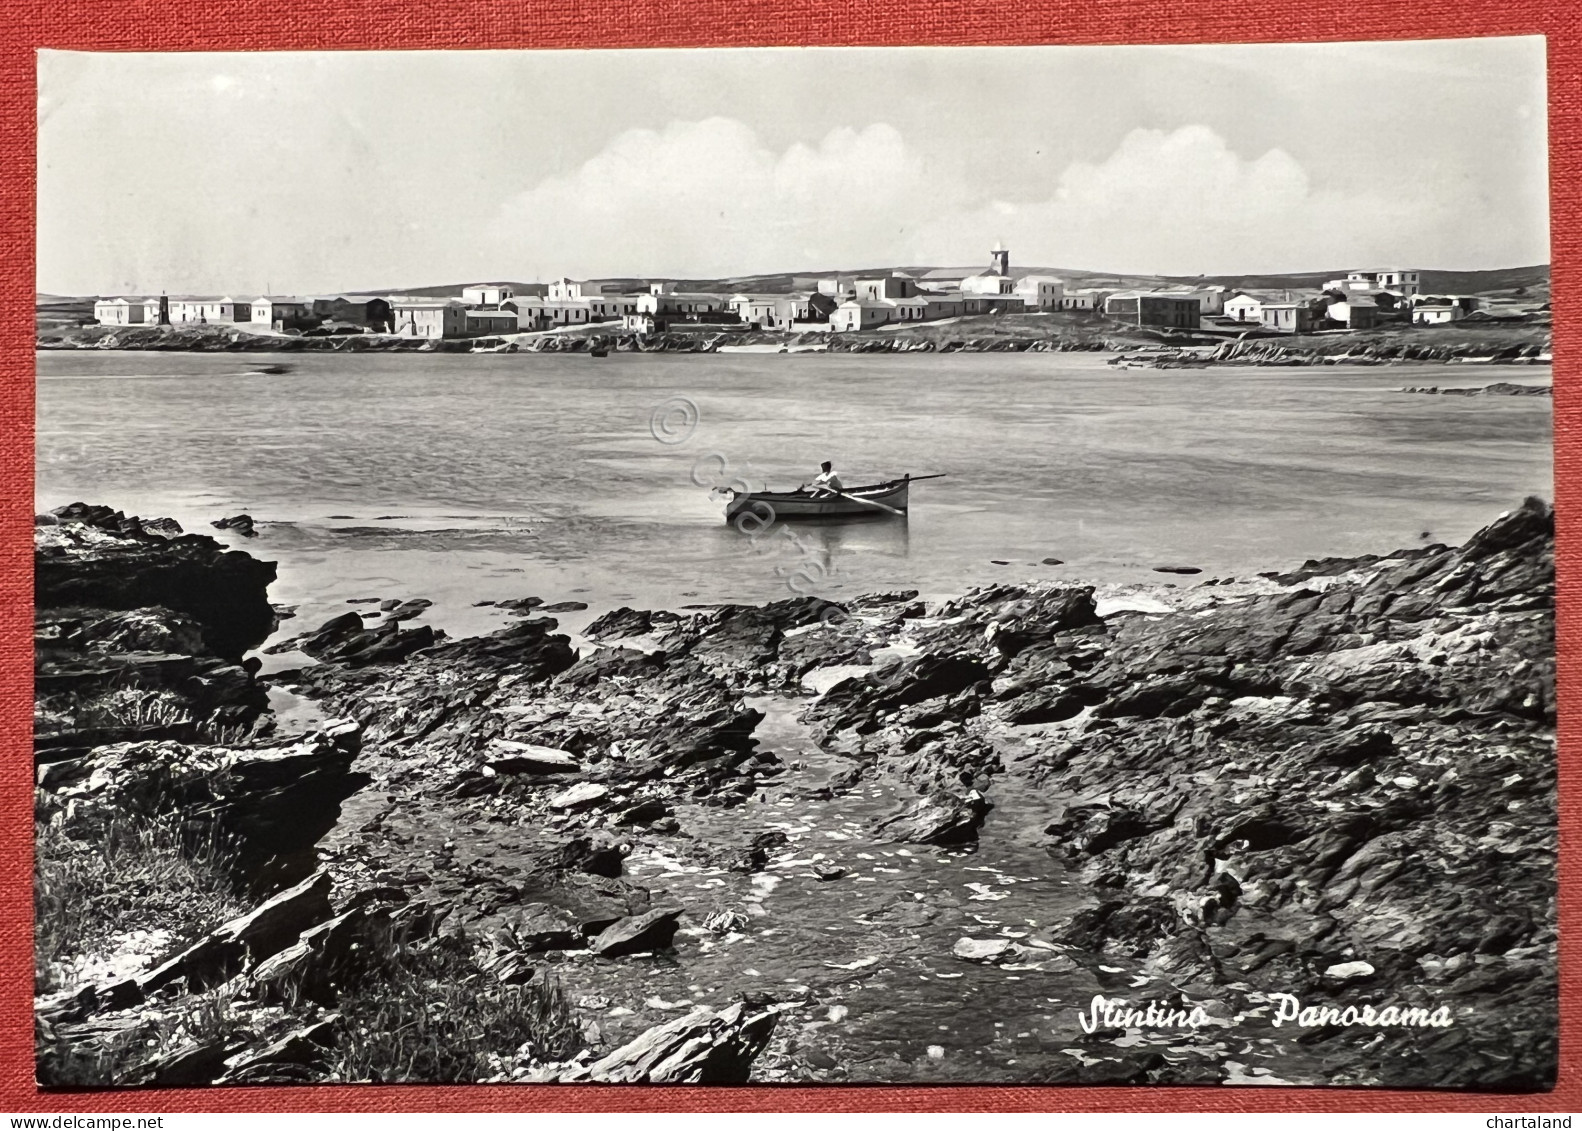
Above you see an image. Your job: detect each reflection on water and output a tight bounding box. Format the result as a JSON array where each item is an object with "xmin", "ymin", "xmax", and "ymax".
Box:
[{"xmin": 710, "ymin": 515, "xmax": 913, "ymax": 600}]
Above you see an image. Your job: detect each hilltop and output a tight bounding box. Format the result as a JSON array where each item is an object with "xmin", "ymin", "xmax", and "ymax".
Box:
[
  {"xmin": 1158, "ymin": 264, "xmax": 1550, "ymax": 301},
  {"xmin": 48, "ymin": 264, "xmax": 1550, "ymax": 307}
]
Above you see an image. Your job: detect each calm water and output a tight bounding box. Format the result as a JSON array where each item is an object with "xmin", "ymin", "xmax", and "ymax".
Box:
[
  {"xmin": 35, "ymin": 350, "xmax": 1553, "ymax": 647},
  {"xmin": 34, "ymin": 349, "xmax": 1555, "ymax": 1083}
]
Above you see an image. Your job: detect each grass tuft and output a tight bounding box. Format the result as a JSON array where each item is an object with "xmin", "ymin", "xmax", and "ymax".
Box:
[
  {"xmin": 327, "ymin": 936, "xmax": 581, "ymax": 1083},
  {"xmin": 34, "ymin": 811, "xmax": 247, "ymax": 996}
]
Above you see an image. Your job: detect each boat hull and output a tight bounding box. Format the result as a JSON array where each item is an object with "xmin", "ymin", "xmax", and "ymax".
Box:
[{"xmin": 724, "ymin": 479, "xmax": 910, "ymax": 522}]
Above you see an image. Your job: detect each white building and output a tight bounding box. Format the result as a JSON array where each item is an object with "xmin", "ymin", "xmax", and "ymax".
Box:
[
  {"xmin": 623, "ymin": 291, "xmax": 735, "ymax": 333},
  {"xmin": 1223, "ymin": 293, "xmax": 1265, "ymax": 323},
  {"xmin": 1412, "ymin": 301, "xmax": 1467, "ymax": 325},
  {"xmin": 636, "ymin": 292, "xmax": 724, "ymax": 317},
  {"xmin": 586, "ymin": 295, "xmax": 640, "ymax": 322},
  {"xmin": 548, "ymin": 278, "xmax": 611, "ymax": 301},
  {"xmin": 831, "ymin": 300, "xmax": 896, "ymax": 332},
  {"xmin": 169, "ymin": 296, "xmax": 251, "ymax": 324},
  {"xmin": 1059, "ymin": 288, "xmax": 1108, "ymax": 312},
  {"xmin": 541, "ymin": 301, "xmax": 592, "ymax": 327},
  {"xmin": 94, "ymin": 297, "xmax": 165, "ymax": 325},
  {"xmin": 854, "ymin": 273, "xmax": 920, "ymax": 302},
  {"xmin": 962, "ymin": 270, "xmax": 1014, "ymax": 296},
  {"xmin": 1164, "ymin": 285, "xmax": 1226, "ymax": 315},
  {"xmin": 1015, "ymin": 275, "xmax": 1065, "ymax": 311},
  {"xmin": 727, "ymin": 294, "xmax": 781, "ymax": 328},
  {"xmin": 1325, "ymin": 294, "xmax": 1381, "ymax": 329},
  {"xmin": 463, "ymin": 308, "xmax": 519, "ymax": 335},
  {"xmin": 962, "ymin": 243, "xmax": 1014, "ymax": 295},
  {"xmin": 461, "ymin": 283, "xmax": 514, "ymax": 306},
  {"xmin": 390, "ymin": 297, "xmax": 466, "ymax": 338},
  {"xmin": 1345, "ymin": 269, "xmax": 1421, "ymax": 297},
  {"xmin": 250, "ymin": 297, "xmax": 312, "ymax": 328}
]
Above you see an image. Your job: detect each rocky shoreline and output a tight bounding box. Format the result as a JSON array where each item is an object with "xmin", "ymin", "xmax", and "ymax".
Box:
[
  {"xmin": 34, "ymin": 499, "xmax": 1557, "ymax": 1089},
  {"xmin": 37, "ymin": 320, "xmax": 1553, "ymax": 366}
]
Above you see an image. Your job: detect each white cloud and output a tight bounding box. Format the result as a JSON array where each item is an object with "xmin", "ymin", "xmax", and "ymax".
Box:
[
  {"xmin": 494, "ymin": 118, "xmax": 944, "ymax": 277},
  {"xmin": 494, "ymin": 118, "xmax": 1495, "ymax": 279},
  {"xmin": 914, "ymin": 125, "xmax": 1445, "ymax": 274}
]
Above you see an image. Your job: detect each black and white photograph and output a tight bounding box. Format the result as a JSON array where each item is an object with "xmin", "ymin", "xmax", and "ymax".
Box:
[{"xmin": 33, "ymin": 39, "xmax": 1556, "ymax": 1090}]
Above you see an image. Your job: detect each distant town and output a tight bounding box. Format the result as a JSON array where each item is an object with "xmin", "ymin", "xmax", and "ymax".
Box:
[{"xmin": 79, "ymin": 245, "xmax": 1549, "ymax": 342}]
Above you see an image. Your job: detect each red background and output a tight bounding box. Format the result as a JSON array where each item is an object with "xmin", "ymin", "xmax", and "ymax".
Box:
[{"xmin": 0, "ymin": 0, "xmax": 1575, "ymax": 1113}]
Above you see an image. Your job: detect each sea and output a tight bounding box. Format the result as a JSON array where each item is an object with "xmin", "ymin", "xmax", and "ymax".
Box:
[{"xmin": 35, "ymin": 349, "xmax": 1554, "ymax": 651}]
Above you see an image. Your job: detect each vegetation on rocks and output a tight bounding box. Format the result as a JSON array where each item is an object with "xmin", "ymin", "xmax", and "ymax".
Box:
[
  {"xmin": 34, "ymin": 495, "xmax": 1556, "ymax": 1088},
  {"xmin": 327, "ymin": 940, "xmax": 579, "ymax": 1083},
  {"xmin": 33, "ymin": 507, "xmax": 781, "ymax": 1088},
  {"xmin": 34, "ymin": 811, "xmax": 246, "ymax": 996}
]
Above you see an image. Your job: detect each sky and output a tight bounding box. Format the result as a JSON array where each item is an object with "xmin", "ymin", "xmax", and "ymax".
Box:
[{"xmin": 37, "ymin": 38, "xmax": 1550, "ymax": 295}]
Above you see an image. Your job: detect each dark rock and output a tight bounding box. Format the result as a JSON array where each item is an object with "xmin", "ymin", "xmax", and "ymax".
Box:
[
  {"xmin": 551, "ymin": 874, "xmax": 652, "ymax": 937},
  {"xmin": 846, "ymin": 589, "xmax": 919, "ymax": 610},
  {"xmin": 686, "ymin": 596, "xmax": 845, "ymax": 670},
  {"xmin": 384, "ymin": 598, "xmax": 433, "ymax": 622},
  {"xmin": 1046, "ymin": 802, "xmax": 1177, "ymax": 856},
  {"xmin": 39, "ymin": 724, "xmax": 366, "ymax": 892},
  {"xmin": 1003, "ymin": 686, "xmax": 1091, "ymax": 725},
  {"xmin": 584, "ymin": 606, "xmax": 653, "ymax": 640},
  {"xmin": 500, "ymin": 905, "xmax": 584, "ymax": 953},
  {"xmin": 563, "ymin": 1002, "xmax": 779, "ymax": 1083},
  {"xmin": 140, "ymin": 517, "xmax": 184, "ymax": 539},
  {"xmin": 266, "ymin": 609, "xmax": 437, "ymax": 666},
  {"xmin": 820, "ymin": 653, "xmax": 995, "ymax": 735},
  {"xmin": 250, "ymin": 903, "xmax": 397, "ymax": 1004},
  {"xmin": 138, "ymin": 872, "xmax": 335, "ymax": 996},
  {"xmin": 614, "ymin": 797, "xmax": 672, "ymax": 826},
  {"xmin": 37, "ymin": 510, "xmax": 278, "ymax": 660},
  {"xmin": 218, "ymin": 1016, "xmax": 342, "ymax": 1085},
  {"xmin": 141, "ymin": 1036, "xmax": 247, "ymax": 1086},
  {"xmin": 484, "ymin": 739, "xmax": 580, "ymax": 774},
  {"xmin": 874, "ymin": 789, "xmax": 991, "ymax": 845},
  {"xmin": 1312, "ymin": 727, "xmax": 1394, "ymax": 768},
  {"xmin": 539, "ymin": 835, "xmax": 628, "ymax": 878},
  {"xmin": 728, "ymin": 830, "xmax": 789, "ymax": 873},
  {"xmin": 210, "ymin": 514, "xmax": 257, "ymax": 537},
  {"xmin": 420, "ymin": 615, "xmax": 577, "ymax": 681},
  {"xmin": 478, "ymin": 950, "xmax": 538, "ymax": 986},
  {"xmin": 642, "ymin": 702, "xmax": 764, "ymax": 769},
  {"xmin": 591, "ymin": 907, "xmax": 684, "ymax": 956},
  {"xmin": 1058, "ymin": 898, "xmax": 1182, "ymax": 959},
  {"xmin": 1093, "ymin": 675, "xmax": 1206, "ymax": 720}
]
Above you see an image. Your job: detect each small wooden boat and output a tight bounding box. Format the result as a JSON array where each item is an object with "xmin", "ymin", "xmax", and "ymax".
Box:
[{"xmin": 723, "ymin": 474, "xmax": 941, "ymax": 523}]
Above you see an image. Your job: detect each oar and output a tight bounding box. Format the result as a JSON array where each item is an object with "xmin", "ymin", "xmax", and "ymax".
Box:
[
  {"xmin": 828, "ymin": 488, "xmax": 905, "ymax": 516},
  {"xmin": 825, "ymin": 473, "xmax": 944, "ymax": 516}
]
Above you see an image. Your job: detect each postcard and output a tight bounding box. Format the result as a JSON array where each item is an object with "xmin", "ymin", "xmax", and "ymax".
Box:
[{"xmin": 33, "ymin": 38, "xmax": 1554, "ymax": 1090}]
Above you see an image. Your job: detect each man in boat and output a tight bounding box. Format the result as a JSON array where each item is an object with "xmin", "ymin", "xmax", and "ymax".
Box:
[{"xmin": 806, "ymin": 461, "xmax": 844, "ymax": 497}]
